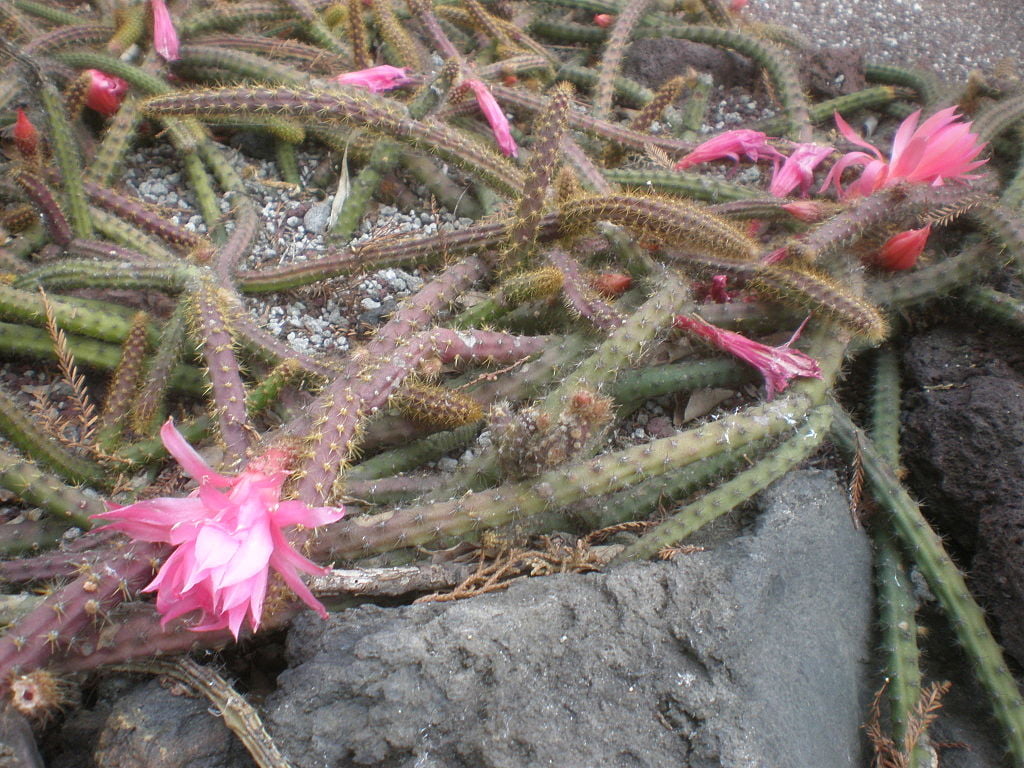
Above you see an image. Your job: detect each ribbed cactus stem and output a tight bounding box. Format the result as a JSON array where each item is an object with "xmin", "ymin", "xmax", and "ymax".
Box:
[
  {"xmin": 0, "ymin": 541, "xmax": 164, "ymax": 695},
  {"xmin": 141, "ymin": 86, "xmax": 526, "ymax": 197},
  {"xmin": 11, "ymin": 169, "xmax": 73, "ymax": 245},
  {"xmin": 830, "ymin": 406, "xmax": 1024, "ymax": 765},
  {"xmin": 189, "ymin": 277, "xmax": 252, "ymax": 465},
  {"xmin": 0, "ymin": 448, "xmax": 105, "ymax": 529},
  {"xmin": 97, "ymin": 312, "xmax": 150, "ymax": 451},
  {"xmin": 617, "ymin": 405, "xmax": 832, "ymax": 561},
  {"xmin": 297, "ymin": 256, "xmax": 490, "ymax": 503},
  {"xmin": 869, "ymin": 347, "xmax": 928, "ymax": 764},
  {"xmin": 0, "ymin": 384, "xmax": 106, "ymax": 487},
  {"xmin": 539, "ymin": 274, "xmax": 688, "ymax": 419},
  {"xmin": 547, "ymin": 248, "xmax": 623, "ymax": 332},
  {"xmin": 83, "ymin": 180, "xmax": 207, "ymax": 253},
  {"xmin": 312, "ymin": 365, "xmax": 835, "ymax": 561},
  {"xmin": 593, "ymin": 0, "xmax": 656, "ymax": 120},
  {"xmin": 961, "ymin": 286, "xmax": 1024, "ymax": 332},
  {"xmin": 503, "ymin": 82, "xmax": 573, "ymax": 262}
]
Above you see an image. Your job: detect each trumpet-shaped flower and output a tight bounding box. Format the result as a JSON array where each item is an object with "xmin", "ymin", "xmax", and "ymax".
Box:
[
  {"xmin": 674, "ymin": 315, "xmax": 822, "ymax": 400},
  {"xmin": 84, "ymin": 70, "xmax": 129, "ymax": 116},
  {"xmin": 150, "ymin": 0, "xmax": 179, "ymax": 61},
  {"xmin": 769, "ymin": 143, "xmax": 834, "ymax": 198},
  {"xmin": 333, "ymin": 65, "xmax": 415, "ymax": 92},
  {"xmin": 874, "ymin": 225, "xmax": 931, "ymax": 271},
  {"xmin": 821, "ymin": 107, "xmax": 987, "ymax": 199},
  {"xmin": 465, "ymin": 79, "xmax": 518, "ymax": 158},
  {"xmin": 92, "ymin": 421, "xmax": 344, "ymax": 639},
  {"xmin": 674, "ymin": 129, "xmax": 782, "ymax": 171}
]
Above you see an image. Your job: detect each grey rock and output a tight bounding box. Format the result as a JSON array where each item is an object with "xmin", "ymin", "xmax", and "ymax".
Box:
[
  {"xmin": 303, "ymin": 202, "xmax": 333, "ymax": 234},
  {"xmin": 0, "ymin": 706, "xmax": 44, "ymax": 768},
  {"xmin": 265, "ymin": 470, "xmax": 873, "ymax": 767}
]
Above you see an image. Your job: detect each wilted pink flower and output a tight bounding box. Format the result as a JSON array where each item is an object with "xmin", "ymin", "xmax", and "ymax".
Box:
[
  {"xmin": 780, "ymin": 201, "xmax": 828, "ymax": 222},
  {"xmin": 674, "ymin": 314, "xmax": 822, "ymax": 400},
  {"xmin": 709, "ymin": 275, "xmax": 732, "ymax": 303},
  {"xmin": 150, "ymin": 0, "xmax": 179, "ymax": 61},
  {"xmin": 333, "ymin": 65, "xmax": 414, "ymax": 92},
  {"xmin": 769, "ymin": 143, "xmax": 834, "ymax": 197},
  {"xmin": 821, "ymin": 107, "xmax": 987, "ymax": 199},
  {"xmin": 874, "ymin": 225, "xmax": 930, "ymax": 271},
  {"xmin": 674, "ymin": 129, "xmax": 782, "ymax": 170},
  {"xmin": 465, "ymin": 79, "xmax": 518, "ymax": 158},
  {"xmin": 593, "ymin": 13, "xmax": 615, "ymax": 26},
  {"xmin": 84, "ymin": 69, "xmax": 129, "ymax": 116},
  {"xmin": 92, "ymin": 421, "xmax": 344, "ymax": 639}
]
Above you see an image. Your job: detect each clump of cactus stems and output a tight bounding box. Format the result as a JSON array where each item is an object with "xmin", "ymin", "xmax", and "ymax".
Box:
[{"xmin": 0, "ymin": 0, "xmax": 1023, "ymax": 761}]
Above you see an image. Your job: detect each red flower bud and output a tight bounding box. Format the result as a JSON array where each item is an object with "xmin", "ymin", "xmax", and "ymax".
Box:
[
  {"xmin": 593, "ymin": 13, "xmax": 615, "ymax": 27},
  {"xmin": 13, "ymin": 108, "xmax": 38, "ymax": 159},
  {"xmin": 874, "ymin": 225, "xmax": 930, "ymax": 271},
  {"xmin": 592, "ymin": 272, "xmax": 632, "ymax": 298},
  {"xmin": 84, "ymin": 69, "xmax": 129, "ymax": 116}
]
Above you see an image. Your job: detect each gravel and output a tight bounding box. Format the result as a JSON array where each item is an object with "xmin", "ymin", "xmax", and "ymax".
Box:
[{"xmin": 748, "ymin": 0, "xmax": 1024, "ymax": 83}]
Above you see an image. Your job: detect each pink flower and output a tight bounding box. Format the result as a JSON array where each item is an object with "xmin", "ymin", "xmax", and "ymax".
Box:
[
  {"xmin": 91, "ymin": 421, "xmax": 344, "ymax": 639},
  {"xmin": 333, "ymin": 65, "xmax": 415, "ymax": 92},
  {"xmin": 674, "ymin": 129, "xmax": 783, "ymax": 171},
  {"xmin": 150, "ymin": 0, "xmax": 179, "ymax": 62},
  {"xmin": 730, "ymin": 0, "xmax": 748, "ymax": 10},
  {"xmin": 769, "ymin": 143, "xmax": 834, "ymax": 197},
  {"xmin": 593, "ymin": 13, "xmax": 615, "ymax": 26},
  {"xmin": 674, "ymin": 315, "xmax": 822, "ymax": 400},
  {"xmin": 465, "ymin": 79, "xmax": 518, "ymax": 158},
  {"xmin": 820, "ymin": 107, "xmax": 987, "ymax": 199},
  {"xmin": 873, "ymin": 225, "xmax": 930, "ymax": 271},
  {"xmin": 84, "ymin": 70, "xmax": 129, "ymax": 116}
]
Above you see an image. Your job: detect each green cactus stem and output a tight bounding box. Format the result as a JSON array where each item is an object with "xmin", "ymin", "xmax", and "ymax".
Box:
[
  {"xmin": 96, "ymin": 313, "xmax": 150, "ymax": 452},
  {"xmin": 0, "ymin": 449, "xmax": 105, "ymax": 529},
  {"xmin": 592, "ymin": 0, "xmax": 657, "ymax": 120},
  {"xmin": 615, "ymin": 405, "xmax": 832, "ymax": 560},
  {"xmin": 961, "ymin": 286, "xmax": 1024, "ymax": 333},
  {"xmin": 547, "ymin": 248, "xmax": 624, "ymax": 332},
  {"xmin": 141, "ymin": 85, "xmax": 526, "ymax": 197},
  {"xmin": 829, "ymin": 405, "xmax": 1024, "ymax": 765},
  {"xmin": 869, "ymin": 347, "xmax": 928, "ymax": 767}
]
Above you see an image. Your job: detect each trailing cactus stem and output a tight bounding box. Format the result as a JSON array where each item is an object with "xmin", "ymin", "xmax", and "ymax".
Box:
[
  {"xmin": 615, "ymin": 406, "xmax": 832, "ymax": 561},
  {"xmin": 829, "ymin": 405, "xmax": 1024, "ymax": 765},
  {"xmin": 0, "ymin": 449, "xmax": 105, "ymax": 528}
]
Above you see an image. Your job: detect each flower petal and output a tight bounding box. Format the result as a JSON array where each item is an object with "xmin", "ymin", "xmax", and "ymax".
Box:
[{"xmin": 160, "ymin": 420, "xmax": 231, "ymax": 487}]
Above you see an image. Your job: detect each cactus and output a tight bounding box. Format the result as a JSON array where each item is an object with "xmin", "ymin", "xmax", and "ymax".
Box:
[{"xmin": 0, "ymin": 1, "xmax": 1018, "ymax": 754}]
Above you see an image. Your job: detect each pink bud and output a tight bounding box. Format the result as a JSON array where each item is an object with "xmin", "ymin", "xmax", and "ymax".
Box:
[
  {"xmin": 151, "ymin": 0, "xmax": 179, "ymax": 62},
  {"xmin": 333, "ymin": 65, "xmax": 415, "ymax": 93},
  {"xmin": 465, "ymin": 79, "xmax": 518, "ymax": 158},
  {"xmin": 593, "ymin": 13, "xmax": 615, "ymax": 27}
]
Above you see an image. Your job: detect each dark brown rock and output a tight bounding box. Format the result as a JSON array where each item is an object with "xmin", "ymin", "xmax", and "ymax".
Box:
[
  {"xmin": 799, "ymin": 47, "xmax": 867, "ymax": 97},
  {"xmin": 622, "ymin": 39, "xmax": 755, "ymax": 90},
  {"xmin": 901, "ymin": 324, "xmax": 1024, "ymax": 666}
]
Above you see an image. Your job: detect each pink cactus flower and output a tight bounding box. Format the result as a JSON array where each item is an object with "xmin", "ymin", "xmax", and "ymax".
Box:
[
  {"xmin": 730, "ymin": 0, "xmax": 749, "ymax": 10},
  {"xmin": 150, "ymin": 0, "xmax": 179, "ymax": 62},
  {"xmin": 674, "ymin": 129, "xmax": 783, "ymax": 171},
  {"xmin": 593, "ymin": 13, "xmax": 615, "ymax": 27},
  {"xmin": 333, "ymin": 65, "xmax": 415, "ymax": 92},
  {"xmin": 84, "ymin": 69, "xmax": 129, "ymax": 116},
  {"xmin": 873, "ymin": 225, "xmax": 931, "ymax": 271},
  {"xmin": 769, "ymin": 143, "xmax": 834, "ymax": 197},
  {"xmin": 820, "ymin": 107, "xmax": 987, "ymax": 199},
  {"xmin": 674, "ymin": 314, "xmax": 822, "ymax": 400},
  {"xmin": 465, "ymin": 79, "xmax": 518, "ymax": 158},
  {"xmin": 91, "ymin": 421, "xmax": 345, "ymax": 639}
]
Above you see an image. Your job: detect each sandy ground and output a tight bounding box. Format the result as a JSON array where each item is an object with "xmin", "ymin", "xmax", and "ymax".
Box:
[{"xmin": 747, "ymin": 0, "xmax": 1024, "ymax": 83}]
